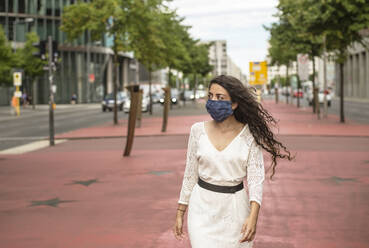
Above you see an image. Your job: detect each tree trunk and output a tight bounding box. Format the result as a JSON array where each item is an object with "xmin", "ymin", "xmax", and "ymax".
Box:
[
  {"xmin": 168, "ymin": 68, "xmax": 172, "ymax": 110},
  {"xmin": 323, "ymin": 35, "xmax": 328, "ymax": 117},
  {"xmin": 161, "ymin": 87, "xmax": 170, "ymax": 132},
  {"xmin": 113, "ymin": 53, "xmax": 118, "ymax": 125},
  {"xmin": 312, "ymin": 55, "xmax": 316, "ymax": 113},
  {"xmin": 193, "ymin": 73, "xmax": 198, "ymax": 103},
  {"xmin": 149, "ymin": 70, "xmax": 153, "ymax": 115},
  {"xmin": 340, "ymin": 62, "xmax": 345, "ymax": 123},
  {"xmin": 32, "ymin": 78, "xmax": 37, "ymax": 109},
  {"xmin": 295, "ymin": 60, "xmax": 300, "ymax": 108},
  {"xmin": 286, "ymin": 65, "xmax": 289, "ymax": 104}
]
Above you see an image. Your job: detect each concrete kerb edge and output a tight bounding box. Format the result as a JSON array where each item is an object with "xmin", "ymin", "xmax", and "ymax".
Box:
[
  {"xmin": 53, "ymin": 133, "xmax": 191, "ymax": 141},
  {"xmin": 53, "ymin": 133, "xmax": 369, "ymax": 141}
]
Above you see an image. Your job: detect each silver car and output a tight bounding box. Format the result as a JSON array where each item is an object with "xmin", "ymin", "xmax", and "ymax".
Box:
[{"xmin": 101, "ymin": 91, "xmax": 127, "ymax": 112}]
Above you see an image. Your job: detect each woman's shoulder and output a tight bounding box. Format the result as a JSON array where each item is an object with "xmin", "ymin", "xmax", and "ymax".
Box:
[
  {"xmin": 189, "ymin": 121, "xmax": 205, "ymax": 136},
  {"xmin": 241, "ymin": 123, "xmax": 255, "ymax": 147}
]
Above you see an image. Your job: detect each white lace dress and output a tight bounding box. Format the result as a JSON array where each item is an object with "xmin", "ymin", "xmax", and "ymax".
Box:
[{"xmin": 178, "ymin": 121, "xmax": 265, "ymax": 248}]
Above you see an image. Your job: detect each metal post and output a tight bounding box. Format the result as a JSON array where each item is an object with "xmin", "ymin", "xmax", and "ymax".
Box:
[{"xmin": 48, "ymin": 36, "xmax": 55, "ymax": 146}]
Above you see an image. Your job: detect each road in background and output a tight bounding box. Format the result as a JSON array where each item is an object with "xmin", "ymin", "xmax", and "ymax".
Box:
[
  {"xmin": 0, "ymin": 100, "xmax": 207, "ymax": 151},
  {"xmin": 265, "ymin": 94, "xmax": 369, "ymax": 124}
]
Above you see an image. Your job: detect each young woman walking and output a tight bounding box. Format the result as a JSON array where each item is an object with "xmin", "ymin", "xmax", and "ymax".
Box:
[{"xmin": 173, "ymin": 75, "xmax": 293, "ymax": 247}]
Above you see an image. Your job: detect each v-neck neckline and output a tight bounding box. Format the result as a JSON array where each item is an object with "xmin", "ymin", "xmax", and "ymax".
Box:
[{"xmin": 202, "ymin": 121, "xmax": 247, "ymax": 153}]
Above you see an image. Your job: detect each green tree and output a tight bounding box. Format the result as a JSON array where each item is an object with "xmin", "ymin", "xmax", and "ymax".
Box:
[
  {"xmin": 181, "ymin": 39, "xmax": 212, "ymax": 101},
  {"xmin": 278, "ymin": 0, "xmax": 369, "ymax": 122},
  {"xmin": 131, "ymin": 7, "xmax": 189, "ymax": 114},
  {"xmin": 61, "ymin": 0, "xmax": 166, "ymax": 124},
  {"xmin": 0, "ymin": 25, "xmax": 15, "ymax": 86},
  {"xmin": 16, "ymin": 32, "xmax": 47, "ymax": 108},
  {"xmin": 265, "ymin": 20, "xmax": 298, "ymax": 104}
]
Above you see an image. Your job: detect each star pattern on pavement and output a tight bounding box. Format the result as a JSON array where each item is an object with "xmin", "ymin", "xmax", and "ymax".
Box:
[
  {"xmin": 67, "ymin": 178, "xmax": 100, "ymax": 187},
  {"xmin": 29, "ymin": 197, "xmax": 76, "ymax": 207}
]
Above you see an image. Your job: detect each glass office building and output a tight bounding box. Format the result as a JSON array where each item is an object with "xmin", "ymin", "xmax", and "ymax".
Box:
[{"xmin": 0, "ymin": 0, "xmax": 148, "ymax": 104}]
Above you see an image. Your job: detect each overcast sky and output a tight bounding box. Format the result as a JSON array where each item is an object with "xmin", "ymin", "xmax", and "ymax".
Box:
[{"xmin": 168, "ymin": 0, "xmax": 278, "ymax": 76}]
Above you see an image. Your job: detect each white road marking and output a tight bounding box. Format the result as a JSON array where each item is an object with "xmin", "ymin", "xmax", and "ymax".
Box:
[
  {"xmin": 0, "ymin": 139, "xmax": 67, "ymax": 155},
  {"xmin": 0, "ymin": 137, "xmax": 47, "ymax": 141}
]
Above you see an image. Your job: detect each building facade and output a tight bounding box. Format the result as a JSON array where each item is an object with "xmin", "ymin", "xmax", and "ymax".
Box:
[
  {"xmin": 335, "ymin": 36, "xmax": 369, "ymax": 101},
  {"xmin": 206, "ymin": 40, "xmax": 247, "ymax": 84},
  {"xmin": 0, "ymin": 0, "xmax": 154, "ymax": 105}
]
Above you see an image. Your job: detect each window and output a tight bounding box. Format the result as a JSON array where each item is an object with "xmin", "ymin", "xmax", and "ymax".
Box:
[
  {"xmin": 18, "ymin": 0, "xmax": 26, "ymax": 13},
  {"xmin": 37, "ymin": 19, "xmax": 46, "ymax": 40},
  {"xmin": 9, "ymin": 0, "xmax": 14, "ymax": 13},
  {"xmin": 37, "ymin": 0, "xmax": 44, "ymax": 15},
  {"xmin": 46, "ymin": 19, "xmax": 53, "ymax": 38},
  {"xmin": 0, "ymin": 1, "xmax": 5, "ymax": 12}
]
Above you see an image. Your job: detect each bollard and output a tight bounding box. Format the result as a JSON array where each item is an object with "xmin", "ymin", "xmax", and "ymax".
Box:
[
  {"xmin": 124, "ymin": 85, "xmax": 140, "ymax": 156},
  {"xmin": 161, "ymin": 87, "xmax": 170, "ymax": 132},
  {"xmin": 136, "ymin": 89, "xmax": 143, "ymax": 128}
]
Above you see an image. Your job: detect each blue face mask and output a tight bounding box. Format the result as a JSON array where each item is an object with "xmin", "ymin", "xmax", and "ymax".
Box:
[{"xmin": 206, "ymin": 99, "xmax": 234, "ymax": 122}]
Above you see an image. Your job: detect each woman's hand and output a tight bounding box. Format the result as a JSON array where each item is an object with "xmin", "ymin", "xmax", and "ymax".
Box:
[
  {"xmin": 239, "ymin": 201, "xmax": 260, "ymax": 243},
  {"xmin": 173, "ymin": 203, "xmax": 187, "ymax": 240},
  {"xmin": 173, "ymin": 206, "xmax": 187, "ymax": 240},
  {"xmin": 239, "ymin": 215, "xmax": 257, "ymax": 243}
]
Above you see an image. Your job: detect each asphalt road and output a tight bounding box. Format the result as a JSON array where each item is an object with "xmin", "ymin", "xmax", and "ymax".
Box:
[
  {"xmin": 2, "ymin": 94, "xmax": 367, "ymax": 151},
  {"xmin": 266, "ymin": 94, "xmax": 369, "ymax": 124},
  {"xmin": 0, "ymin": 100, "xmax": 207, "ymax": 151}
]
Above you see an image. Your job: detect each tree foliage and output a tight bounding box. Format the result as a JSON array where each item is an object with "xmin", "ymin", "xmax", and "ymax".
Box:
[
  {"xmin": 16, "ymin": 32, "xmax": 46, "ymax": 79},
  {"xmin": 277, "ymin": 0, "xmax": 369, "ymax": 63},
  {"xmin": 0, "ymin": 26, "xmax": 15, "ymax": 86}
]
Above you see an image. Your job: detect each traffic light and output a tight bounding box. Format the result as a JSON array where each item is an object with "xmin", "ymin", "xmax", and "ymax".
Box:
[
  {"xmin": 52, "ymin": 41, "xmax": 59, "ymax": 63},
  {"xmin": 32, "ymin": 40, "xmax": 47, "ymax": 60}
]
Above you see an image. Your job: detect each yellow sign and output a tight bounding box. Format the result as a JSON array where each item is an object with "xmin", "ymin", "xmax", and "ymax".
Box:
[
  {"xmin": 13, "ymin": 72, "xmax": 22, "ymax": 86},
  {"xmin": 249, "ymin": 61, "xmax": 267, "ymax": 85}
]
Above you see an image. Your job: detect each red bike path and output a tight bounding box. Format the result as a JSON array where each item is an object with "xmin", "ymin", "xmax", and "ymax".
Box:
[{"xmin": 0, "ymin": 100, "xmax": 368, "ymax": 248}]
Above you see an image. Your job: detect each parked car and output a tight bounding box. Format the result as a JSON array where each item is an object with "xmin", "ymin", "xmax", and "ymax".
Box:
[
  {"xmin": 123, "ymin": 96, "xmax": 150, "ymax": 113},
  {"xmin": 306, "ymin": 89, "xmax": 332, "ymax": 106},
  {"xmin": 293, "ymin": 89, "xmax": 303, "ymax": 98},
  {"xmin": 196, "ymin": 90, "xmax": 207, "ymax": 98},
  {"xmin": 151, "ymin": 92, "xmax": 162, "ymax": 104},
  {"xmin": 281, "ymin": 86, "xmax": 290, "ymax": 96},
  {"xmin": 101, "ymin": 91, "xmax": 127, "ymax": 112},
  {"xmin": 182, "ymin": 90, "xmax": 201, "ymax": 100},
  {"xmin": 159, "ymin": 89, "xmax": 179, "ymax": 104}
]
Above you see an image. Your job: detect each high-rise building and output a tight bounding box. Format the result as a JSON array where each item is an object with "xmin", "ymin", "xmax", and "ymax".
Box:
[
  {"xmin": 206, "ymin": 40, "xmax": 246, "ymax": 83},
  {"xmin": 0, "ymin": 0, "xmax": 151, "ymax": 105}
]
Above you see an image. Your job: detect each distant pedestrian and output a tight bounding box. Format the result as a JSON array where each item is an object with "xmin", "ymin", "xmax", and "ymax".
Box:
[
  {"xmin": 174, "ymin": 75, "xmax": 294, "ymax": 247},
  {"xmin": 21, "ymin": 92, "xmax": 28, "ymax": 107},
  {"xmin": 10, "ymin": 95, "xmax": 18, "ymax": 116},
  {"xmin": 71, "ymin": 93, "xmax": 77, "ymax": 104}
]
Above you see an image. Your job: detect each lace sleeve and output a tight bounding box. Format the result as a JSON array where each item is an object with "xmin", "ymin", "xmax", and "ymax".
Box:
[
  {"xmin": 246, "ymin": 139, "xmax": 265, "ymax": 207},
  {"xmin": 178, "ymin": 123, "xmax": 199, "ymax": 205}
]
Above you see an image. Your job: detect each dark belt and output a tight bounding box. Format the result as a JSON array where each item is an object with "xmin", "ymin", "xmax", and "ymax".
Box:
[{"xmin": 197, "ymin": 177, "xmax": 243, "ymax": 194}]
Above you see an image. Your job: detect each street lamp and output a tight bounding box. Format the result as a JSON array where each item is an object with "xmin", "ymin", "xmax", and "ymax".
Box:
[{"xmin": 13, "ymin": 18, "xmax": 34, "ymax": 50}]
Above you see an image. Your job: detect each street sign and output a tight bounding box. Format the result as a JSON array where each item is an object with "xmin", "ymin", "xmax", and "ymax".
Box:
[
  {"xmin": 89, "ymin": 74, "xmax": 95, "ymax": 83},
  {"xmin": 249, "ymin": 61, "xmax": 267, "ymax": 85},
  {"xmin": 14, "ymin": 91, "xmax": 22, "ymax": 97},
  {"xmin": 297, "ymin": 54, "xmax": 309, "ymax": 81},
  {"xmin": 13, "ymin": 72, "xmax": 22, "ymax": 86}
]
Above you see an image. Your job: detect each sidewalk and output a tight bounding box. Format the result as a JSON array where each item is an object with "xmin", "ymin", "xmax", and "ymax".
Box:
[
  {"xmin": 0, "ymin": 99, "xmax": 368, "ymax": 248},
  {"xmin": 55, "ymin": 99, "xmax": 369, "ymax": 139}
]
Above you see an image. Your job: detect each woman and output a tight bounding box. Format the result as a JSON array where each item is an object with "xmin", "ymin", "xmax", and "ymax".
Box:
[{"xmin": 173, "ymin": 75, "xmax": 293, "ymax": 247}]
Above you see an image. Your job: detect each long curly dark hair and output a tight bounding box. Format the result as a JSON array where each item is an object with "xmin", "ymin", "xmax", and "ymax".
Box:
[{"xmin": 209, "ymin": 75, "xmax": 294, "ymax": 179}]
